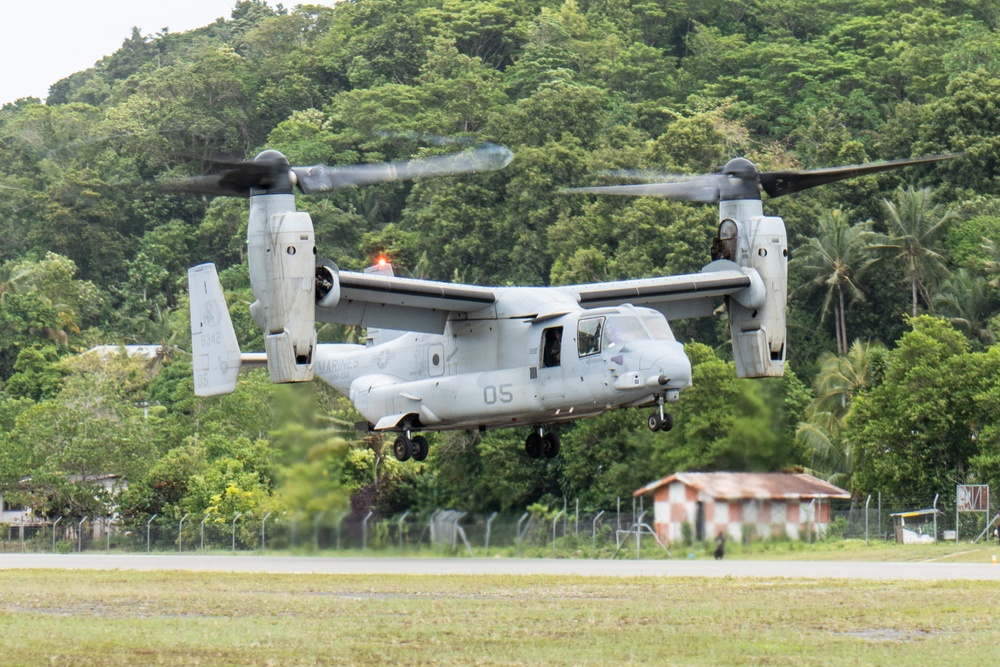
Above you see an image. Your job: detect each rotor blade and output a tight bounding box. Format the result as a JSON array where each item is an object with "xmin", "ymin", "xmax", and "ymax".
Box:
[
  {"xmin": 160, "ymin": 159, "xmax": 287, "ymax": 198},
  {"xmin": 292, "ymin": 143, "xmax": 513, "ymax": 194},
  {"xmin": 759, "ymin": 153, "xmax": 964, "ymax": 198},
  {"xmin": 560, "ymin": 175, "xmax": 721, "ymax": 202}
]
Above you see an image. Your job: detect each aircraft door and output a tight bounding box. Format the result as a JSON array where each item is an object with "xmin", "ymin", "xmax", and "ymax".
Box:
[
  {"xmin": 537, "ymin": 325, "xmax": 565, "ymax": 401},
  {"xmin": 541, "ymin": 327, "xmax": 563, "ymax": 368}
]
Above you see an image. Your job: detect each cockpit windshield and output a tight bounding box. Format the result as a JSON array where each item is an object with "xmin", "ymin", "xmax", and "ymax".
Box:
[{"xmin": 602, "ymin": 316, "xmax": 650, "ymax": 349}]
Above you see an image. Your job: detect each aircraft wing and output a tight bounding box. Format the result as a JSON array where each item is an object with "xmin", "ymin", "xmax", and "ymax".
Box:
[
  {"xmin": 562, "ymin": 260, "xmax": 763, "ymax": 320},
  {"xmin": 317, "ymin": 260, "xmax": 761, "ymax": 331},
  {"xmin": 317, "ymin": 270, "xmax": 498, "ymax": 334}
]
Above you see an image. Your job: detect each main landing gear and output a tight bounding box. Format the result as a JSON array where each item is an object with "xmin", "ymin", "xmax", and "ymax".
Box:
[
  {"xmin": 647, "ymin": 396, "xmax": 674, "ymax": 432},
  {"xmin": 525, "ymin": 428, "xmax": 560, "ymax": 459},
  {"xmin": 393, "ymin": 432, "xmax": 429, "ymax": 462}
]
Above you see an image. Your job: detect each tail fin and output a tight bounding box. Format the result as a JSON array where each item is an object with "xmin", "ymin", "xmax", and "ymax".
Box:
[{"xmin": 189, "ymin": 263, "xmax": 241, "ymax": 396}]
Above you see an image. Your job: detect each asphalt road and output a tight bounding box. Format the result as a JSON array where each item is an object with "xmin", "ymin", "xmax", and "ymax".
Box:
[{"xmin": 2, "ymin": 553, "xmax": 999, "ymax": 580}]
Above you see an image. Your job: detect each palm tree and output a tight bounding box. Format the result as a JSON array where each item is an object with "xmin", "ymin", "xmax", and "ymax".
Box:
[
  {"xmin": 810, "ymin": 340, "xmax": 881, "ymax": 414},
  {"xmin": 0, "ymin": 260, "xmax": 34, "ymax": 303},
  {"xmin": 932, "ymin": 268, "xmax": 996, "ymax": 346},
  {"xmin": 796, "ymin": 412, "xmax": 853, "ymax": 490},
  {"xmin": 795, "ymin": 340, "xmax": 882, "ymax": 490},
  {"xmin": 792, "ymin": 209, "xmax": 879, "ymax": 355},
  {"xmin": 984, "ymin": 238, "xmax": 1000, "ymax": 289},
  {"xmin": 875, "ymin": 186, "xmax": 956, "ymax": 318}
]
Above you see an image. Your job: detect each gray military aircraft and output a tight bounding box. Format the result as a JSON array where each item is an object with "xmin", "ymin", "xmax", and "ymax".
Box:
[{"xmin": 183, "ymin": 146, "xmax": 958, "ymax": 462}]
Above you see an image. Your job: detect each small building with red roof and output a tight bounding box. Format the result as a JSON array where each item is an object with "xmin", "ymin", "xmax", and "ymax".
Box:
[{"xmin": 634, "ymin": 472, "xmax": 850, "ymax": 544}]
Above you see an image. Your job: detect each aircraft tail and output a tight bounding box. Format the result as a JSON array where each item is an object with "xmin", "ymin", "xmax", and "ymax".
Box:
[{"xmin": 189, "ymin": 263, "xmax": 242, "ymax": 396}]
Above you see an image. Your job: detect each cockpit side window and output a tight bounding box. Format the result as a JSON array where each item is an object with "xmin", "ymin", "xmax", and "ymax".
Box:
[{"xmin": 577, "ymin": 317, "xmax": 604, "ymax": 357}]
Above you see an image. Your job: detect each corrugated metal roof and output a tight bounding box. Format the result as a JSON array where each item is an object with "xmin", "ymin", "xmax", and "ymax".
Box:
[{"xmin": 634, "ymin": 472, "xmax": 850, "ymax": 500}]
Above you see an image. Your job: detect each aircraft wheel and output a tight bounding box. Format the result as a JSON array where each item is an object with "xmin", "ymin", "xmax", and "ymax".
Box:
[
  {"xmin": 411, "ymin": 435, "xmax": 429, "ymax": 462},
  {"xmin": 525, "ymin": 432, "xmax": 543, "ymax": 459},
  {"xmin": 647, "ymin": 413, "xmax": 663, "ymax": 432},
  {"xmin": 542, "ymin": 432, "xmax": 561, "ymax": 459},
  {"xmin": 661, "ymin": 413, "xmax": 674, "ymax": 432},
  {"xmin": 393, "ymin": 435, "xmax": 412, "ymax": 462}
]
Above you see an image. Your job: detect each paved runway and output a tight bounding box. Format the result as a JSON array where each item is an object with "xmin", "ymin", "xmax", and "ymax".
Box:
[{"xmin": 2, "ymin": 553, "xmax": 999, "ymax": 580}]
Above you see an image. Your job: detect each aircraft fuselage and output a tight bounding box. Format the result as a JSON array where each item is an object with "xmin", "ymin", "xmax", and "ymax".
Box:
[{"xmin": 314, "ymin": 301, "xmax": 692, "ymax": 433}]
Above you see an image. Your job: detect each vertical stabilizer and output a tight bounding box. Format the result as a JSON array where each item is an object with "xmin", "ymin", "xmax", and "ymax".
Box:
[{"xmin": 189, "ymin": 263, "xmax": 241, "ymax": 396}]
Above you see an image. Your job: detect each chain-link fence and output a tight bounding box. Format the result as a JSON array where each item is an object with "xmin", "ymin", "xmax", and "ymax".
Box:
[
  {"xmin": 829, "ymin": 493, "xmax": 1000, "ymax": 544},
  {"xmin": 1, "ymin": 506, "xmax": 658, "ymax": 556},
  {"xmin": 4, "ymin": 493, "xmax": 998, "ymax": 555}
]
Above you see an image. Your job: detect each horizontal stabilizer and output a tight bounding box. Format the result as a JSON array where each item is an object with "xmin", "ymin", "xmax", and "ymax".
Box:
[{"xmin": 189, "ymin": 263, "xmax": 241, "ymax": 396}]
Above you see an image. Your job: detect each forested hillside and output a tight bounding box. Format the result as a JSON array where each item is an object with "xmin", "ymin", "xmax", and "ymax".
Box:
[{"xmin": 2, "ymin": 0, "xmax": 999, "ymax": 523}]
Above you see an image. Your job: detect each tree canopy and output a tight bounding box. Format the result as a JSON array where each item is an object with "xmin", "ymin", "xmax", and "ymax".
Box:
[{"xmin": 3, "ymin": 0, "xmax": 1000, "ymax": 518}]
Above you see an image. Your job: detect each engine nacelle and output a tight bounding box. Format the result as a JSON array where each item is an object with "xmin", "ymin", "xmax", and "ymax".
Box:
[
  {"xmin": 315, "ymin": 258, "xmax": 341, "ymax": 309},
  {"xmin": 715, "ymin": 206, "xmax": 787, "ymax": 378},
  {"xmin": 247, "ymin": 195, "xmax": 316, "ymax": 384}
]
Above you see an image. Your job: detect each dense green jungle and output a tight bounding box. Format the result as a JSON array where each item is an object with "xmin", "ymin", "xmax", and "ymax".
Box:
[{"xmin": 2, "ymin": 0, "xmax": 1000, "ymax": 525}]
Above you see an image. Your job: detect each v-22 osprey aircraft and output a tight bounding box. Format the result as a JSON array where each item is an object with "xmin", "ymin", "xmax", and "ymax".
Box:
[{"xmin": 183, "ymin": 145, "xmax": 958, "ymax": 463}]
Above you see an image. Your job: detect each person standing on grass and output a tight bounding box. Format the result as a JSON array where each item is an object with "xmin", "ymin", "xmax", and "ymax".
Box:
[{"xmin": 714, "ymin": 532, "xmax": 726, "ymax": 560}]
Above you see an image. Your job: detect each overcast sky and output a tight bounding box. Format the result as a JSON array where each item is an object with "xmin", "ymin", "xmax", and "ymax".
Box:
[{"xmin": 0, "ymin": 1, "xmax": 331, "ymax": 106}]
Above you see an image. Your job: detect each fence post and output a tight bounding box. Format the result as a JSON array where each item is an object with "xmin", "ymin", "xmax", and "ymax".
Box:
[
  {"xmin": 592, "ymin": 511, "xmax": 605, "ymax": 558},
  {"xmin": 201, "ymin": 512, "xmax": 213, "ymax": 551},
  {"xmin": 261, "ymin": 512, "xmax": 272, "ymax": 551},
  {"xmin": 52, "ymin": 516, "xmax": 62, "ymax": 553},
  {"xmin": 362, "ymin": 510, "xmax": 373, "ymax": 550},
  {"xmin": 485, "ymin": 512, "xmax": 498, "ymax": 556},
  {"xmin": 865, "ymin": 495, "xmax": 871, "ymax": 546},
  {"xmin": 878, "ymin": 492, "xmax": 882, "ymax": 538},
  {"xmin": 616, "ymin": 498, "xmax": 621, "ymax": 546},
  {"xmin": 77, "ymin": 516, "xmax": 88, "ymax": 553},
  {"xmin": 106, "ymin": 518, "xmax": 112, "ymax": 553},
  {"xmin": 933, "ymin": 493, "xmax": 939, "ymax": 541},
  {"xmin": 232, "ymin": 512, "xmax": 242, "ymax": 552},
  {"xmin": 515, "ymin": 512, "xmax": 529, "ymax": 556},
  {"xmin": 636, "ymin": 510, "xmax": 648, "ymax": 559},
  {"xmin": 178, "ymin": 513, "xmax": 190, "ymax": 552},
  {"xmin": 451, "ymin": 512, "xmax": 467, "ymax": 551},
  {"xmin": 552, "ymin": 510, "xmax": 565, "ymax": 557},
  {"xmin": 397, "ymin": 511, "xmax": 410, "ymax": 549},
  {"xmin": 146, "ymin": 514, "xmax": 157, "ymax": 553},
  {"xmin": 807, "ymin": 500, "xmax": 815, "ymax": 544},
  {"xmin": 313, "ymin": 511, "xmax": 325, "ymax": 551},
  {"xmin": 336, "ymin": 511, "xmax": 348, "ymax": 550}
]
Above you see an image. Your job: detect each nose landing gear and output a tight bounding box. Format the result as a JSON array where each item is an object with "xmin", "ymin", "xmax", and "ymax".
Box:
[{"xmin": 647, "ymin": 396, "xmax": 673, "ymax": 432}]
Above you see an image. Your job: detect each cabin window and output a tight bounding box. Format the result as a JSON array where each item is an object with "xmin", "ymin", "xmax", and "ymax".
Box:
[
  {"xmin": 542, "ymin": 327, "xmax": 563, "ymax": 368},
  {"xmin": 577, "ymin": 317, "xmax": 604, "ymax": 357}
]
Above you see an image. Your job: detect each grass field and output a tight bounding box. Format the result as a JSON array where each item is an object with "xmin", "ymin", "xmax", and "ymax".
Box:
[
  {"xmin": 700, "ymin": 537, "xmax": 1000, "ymax": 563},
  {"xmin": 2, "ymin": 567, "xmax": 999, "ymax": 666}
]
